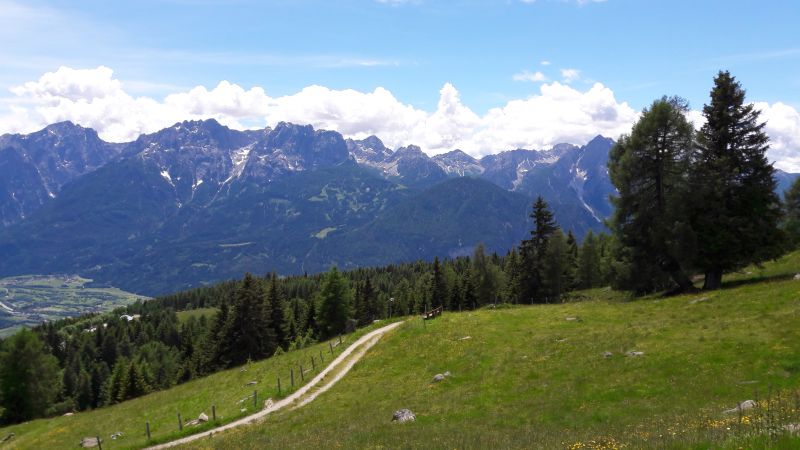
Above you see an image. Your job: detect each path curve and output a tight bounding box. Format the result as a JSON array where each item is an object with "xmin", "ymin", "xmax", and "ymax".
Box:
[{"xmin": 145, "ymin": 321, "xmax": 403, "ymax": 449}]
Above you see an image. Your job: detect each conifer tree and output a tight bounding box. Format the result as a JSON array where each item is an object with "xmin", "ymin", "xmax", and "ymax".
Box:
[
  {"xmin": 316, "ymin": 267, "xmax": 353, "ymax": 339},
  {"xmin": 541, "ymin": 230, "xmax": 570, "ymax": 302},
  {"xmin": 577, "ymin": 231, "xmax": 601, "ymax": 289},
  {"xmin": 519, "ymin": 196, "xmax": 558, "ymax": 303},
  {"xmin": 783, "ymin": 176, "xmax": 800, "ymax": 247},
  {"xmin": 266, "ymin": 274, "xmax": 288, "ymax": 350},
  {"xmin": 608, "ymin": 96, "xmax": 697, "ymax": 293},
  {"xmin": 691, "ymin": 71, "xmax": 785, "ymax": 289},
  {"xmin": 430, "ymin": 257, "xmax": 448, "ymax": 309},
  {"xmin": 0, "ymin": 329, "xmax": 60, "ymax": 423}
]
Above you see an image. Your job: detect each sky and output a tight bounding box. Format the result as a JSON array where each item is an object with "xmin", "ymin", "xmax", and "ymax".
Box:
[{"xmin": 1, "ymin": 0, "xmax": 799, "ymax": 170}]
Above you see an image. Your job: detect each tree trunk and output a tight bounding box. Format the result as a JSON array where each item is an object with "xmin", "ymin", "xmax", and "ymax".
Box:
[
  {"xmin": 703, "ymin": 269, "xmax": 723, "ymax": 290},
  {"xmin": 660, "ymin": 256, "xmax": 696, "ymax": 293}
]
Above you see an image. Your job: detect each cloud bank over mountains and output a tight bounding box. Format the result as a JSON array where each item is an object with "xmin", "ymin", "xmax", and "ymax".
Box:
[{"xmin": 2, "ymin": 66, "xmax": 799, "ymax": 171}]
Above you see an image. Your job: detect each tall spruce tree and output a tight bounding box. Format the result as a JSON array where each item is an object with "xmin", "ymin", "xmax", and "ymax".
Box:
[
  {"xmin": 519, "ymin": 196, "xmax": 558, "ymax": 303},
  {"xmin": 691, "ymin": 71, "xmax": 785, "ymax": 289},
  {"xmin": 218, "ymin": 273, "xmax": 272, "ymax": 366},
  {"xmin": 784, "ymin": 176, "xmax": 800, "ymax": 247},
  {"xmin": 541, "ymin": 229, "xmax": 570, "ymax": 302},
  {"xmin": 0, "ymin": 329, "xmax": 60, "ymax": 424},
  {"xmin": 316, "ymin": 267, "xmax": 353, "ymax": 339},
  {"xmin": 608, "ymin": 96, "xmax": 697, "ymax": 293},
  {"xmin": 577, "ymin": 231, "xmax": 601, "ymax": 289},
  {"xmin": 266, "ymin": 274, "xmax": 288, "ymax": 351},
  {"xmin": 430, "ymin": 257, "xmax": 448, "ymax": 309}
]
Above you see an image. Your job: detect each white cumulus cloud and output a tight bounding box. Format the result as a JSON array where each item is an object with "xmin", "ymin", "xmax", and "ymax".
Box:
[{"xmin": 513, "ymin": 70, "xmax": 548, "ymax": 82}]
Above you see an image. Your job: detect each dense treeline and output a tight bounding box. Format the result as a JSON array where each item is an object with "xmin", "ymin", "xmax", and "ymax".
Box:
[{"xmin": 2, "ymin": 70, "xmax": 799, "ymax": 425}]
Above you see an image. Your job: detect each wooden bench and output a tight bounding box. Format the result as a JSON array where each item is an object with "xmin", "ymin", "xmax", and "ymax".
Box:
[{"xmin": 422, "ymin": 306, "xmax": 443, "ymax": 320}]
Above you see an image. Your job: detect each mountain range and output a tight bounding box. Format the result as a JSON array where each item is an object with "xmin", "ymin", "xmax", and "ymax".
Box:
[{"xmin": 0, "ymin": 120, "xmax": 796, "ymax": 295}]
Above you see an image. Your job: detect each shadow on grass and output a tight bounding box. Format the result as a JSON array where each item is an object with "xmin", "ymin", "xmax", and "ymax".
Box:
[{"xmin": 720, "ymin": 272, "xmax": 797, "ymax": 290}]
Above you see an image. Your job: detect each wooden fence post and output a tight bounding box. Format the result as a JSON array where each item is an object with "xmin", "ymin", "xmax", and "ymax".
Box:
[
  {"xmin": 338, "ymin": 335, "xmax": 342, "ymax": 345},
  {"xmin": 277, "ymin": 376, "xmax": 281, "ymax": 395},
  {"xmin": 311, "ymin": 355, "xmax": 316, "ymax": 371},
  {"xmin": 212, "ymin": 405, "xmax": 216, "ymax": 421},
  {"xmin": 253, "ymin": 390, "xmax": 258, "ymax": 409},
  {"xmin": 319, "ymin": 350, "xmax": 324, "ymax": 363},
  {"xmin": 97, "ymin": 435, "xmax": 102, "ymax": 450},
  {"xmin": 300, "ymin": 364, "xmax": 304, "ymax": 381},
  {"xmin": 329, "ymin": 342, "xmax": 334, "ymax": 355},
  {"xmin": 290, "ymin": 368, "xmax": 295, "ymax": 388},
  {"xmin": 178, "ymin": 412, "xmax": 183, "ymax": 431},
  {"xmin": 146, "ymin": 421, "xmax": 151, "ymax": 441}
]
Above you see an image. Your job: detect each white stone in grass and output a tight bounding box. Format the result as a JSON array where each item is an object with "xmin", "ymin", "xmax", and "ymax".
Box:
[
  {"xmin": 392, "ymin": 409, "xmax": 416, "ymax": 423},
  {"xmin": 264, "ymin": 398, "xmax": 274, "ymax": 410},
  {"xmin": 603, "ymin": 351, "xmax": 613, "ymax": 358},
  {"xmin": 689, "ymin": 297, "xmax": 709, "ymax": 304},
  {"xmin": 198, "ymin": 412, "xmax": 209, "ymax": 422},
  {"xmin": 723, "ymin": 400, "xmax": 757, "ymax": 415},
  {"xmin": 432, "ymin": 374, "xmax": 446, "ymax": 382},
  {"xmin": 80, "ymin": 437, "xmax": 100, "ymax": 448},
  {"xmin": 443, "ymin": 371, "xmax": 451, "ymax": 377},
  {"xmin": 565, "ymin": 317, "xmax": 578, "ymax": 321},
  {"xmin": 246, "ymin": 380, "xmax": 257, "ymax": 386},
  {"xmin": 111, "ymin": 432, "xmax": 123, "ymax": 440},
  {"xmin": 794, "ymin": 273, "xmax": 800, "ymax": 281},
  {"xmin": 626, "ymin": 351, "xmax": 644, "ymax": 357},
  {"xmin": 459, "ymin": 336, "xmax": 472, "ymax": 341}
]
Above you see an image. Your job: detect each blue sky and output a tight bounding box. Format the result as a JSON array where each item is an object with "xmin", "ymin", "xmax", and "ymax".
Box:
[{"xmin": 1, "ymin": 0, "xmax": 799, "ymax": 168}]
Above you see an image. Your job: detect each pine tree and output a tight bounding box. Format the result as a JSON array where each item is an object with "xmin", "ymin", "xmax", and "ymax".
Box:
[
  {"xmin": 461, "ymin": 271, "xmax": 478, "ymax": 310},
  {"xmin": 691, "ymin": 71, "xmax": 785, "ymax": 289},
  {"xmin": 784, "ymin": 176, "xmax": 800, "ymax": 247},
  {"xmin": 541, "ymin": 230, "xmax": 570, "ymax": 302},
  {"xmin": 316, "ymin": 267, "xmax": 353, "ymax": 339},
  {"xmin": 218, "ymin": 273, "xmax": 272, "ymax": 367},
  {"xmin": 430, "ymin": 257, "xmax": 448, "ymax": 309},
  {"xmin": 608, "ymin": 96, "xmax": 696, "ymax": 293},
  {"xmin": 519, "ymin": 196, "xmax": 558, "ymax": 303},
  {"xmin": 266, "ymin": 274, "xmax": 288, "ymax": 350},
  {"xmin": 0, "ymin": 329, "xmax": 61, "ymax": 423},
  {"xmin": 577, "ymin": 231, "xmax": 601, "ymax": 289},
  {"xmin": 565, "ymin": 231, "xmax": 579, "ymax": 289}
]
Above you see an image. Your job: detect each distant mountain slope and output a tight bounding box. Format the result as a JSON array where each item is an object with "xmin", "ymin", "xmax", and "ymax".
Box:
[
  {"xmin": 308, "ymin": 176, "xmax": 533, "ymax": 271},
  {"xmin": 0, "ymin": 122, "xmax": 128, "ymax": 225}
]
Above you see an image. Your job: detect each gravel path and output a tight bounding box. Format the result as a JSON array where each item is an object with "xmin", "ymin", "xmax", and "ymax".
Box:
[{"xmin": 145, "ymin": 321, "xmax": 403, "ymax": 449}]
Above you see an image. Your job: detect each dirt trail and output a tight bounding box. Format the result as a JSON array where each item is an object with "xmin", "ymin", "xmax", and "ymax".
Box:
[{"xmin": 145, "ymin": 321, "xmax": 403, "ymax": 449}]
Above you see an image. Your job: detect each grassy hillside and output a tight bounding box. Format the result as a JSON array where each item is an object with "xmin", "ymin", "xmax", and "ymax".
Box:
[
  {"xmin": 0, "ymin": 323, "xmax": 389, "ymax": 449},
  {"xmin": 2, "ymin": 254, "xmax": 799, "ymax": 449},
  {"xmin": 0, "ymin": 275, "xmax": 146, "ymax": 337},
  {"xmin": 190, "ymin": 252, "xmax": 800, "ymax": 449}
]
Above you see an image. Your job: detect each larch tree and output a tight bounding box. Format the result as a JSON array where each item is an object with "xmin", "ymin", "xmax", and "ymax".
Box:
[{"xmin": 608, "ymin": 96, "xmax": 697, "ymax": 293}]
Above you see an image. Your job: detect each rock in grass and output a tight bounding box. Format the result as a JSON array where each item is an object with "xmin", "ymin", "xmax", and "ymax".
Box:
[
  {"xmin": 794, "ymin": 273, "xmax": 800, "ymax": 281},
  {"xmin": 80, "ymin": 437, "xmax": 100, "ymax": 448},
  {"xmin": 689, "ymin": 297, "xmax": 709, "ymax": 304},
  {"xmin": 392, "ymin": 409, "xmax": 416, "ymax": 423},
  {"xmin": 565, "ymin": 317, "xmax": 578, "ymax": 321},
  {"xmin": 443, "ymin": 371, "xmax": 451, "ymax": 377},
  {"xmin": 432, "ymin": 374, "xmax": 446, "ymax": 382},
  {"xmin": 264, "ymin": 398, "xmax": 274, "ymax": 410},
  {"xmin": 198, "ymin": 412, "xmax": 209, "ymax": 422},
  {"xmin": 111, "ymin": 432, "xmax": 123, "ymax": 440},
  {"xmin": 603, "ymin": 351, "xmax": 613, "ymax": 358},
  {"xmin": 626, "ymin": 351, "xmax": 644, "ymax": 357},
  {"xmin": 723, "ymin": 400, "xmax": 757, "ymax": 414},
  {"xmin": 246, "ymin": 380, "xmax": 257, "ymax": 386}
]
